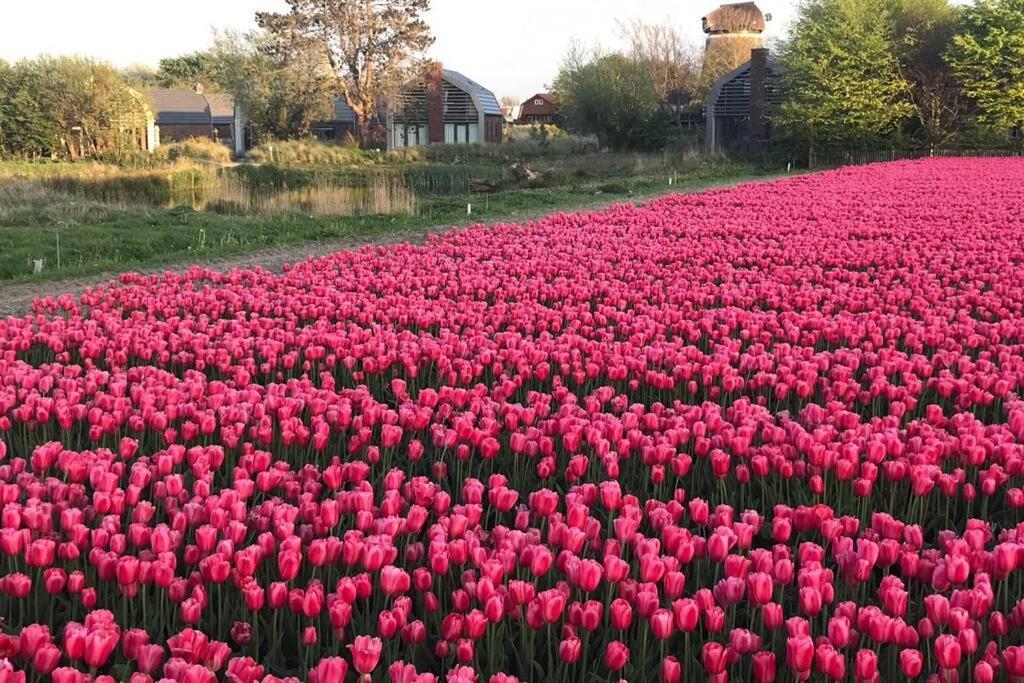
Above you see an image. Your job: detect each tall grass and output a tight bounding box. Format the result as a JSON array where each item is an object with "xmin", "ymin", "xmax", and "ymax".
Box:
[
  {"xmin": 247, "ymin": 140, "xmax": 427, "ymax": 167},
  {"xmin": 204, "ymin": 173, "xmax": 416, "ymax": 217},
  {"xmin": 153, "ymin": 138, "xmax": 233, "ymax": 165},
  {"xmin": 0, "ymin": 180, "xmax": 144, "ymax": 227},
  {"xmin": 0, "ymin": 161, "xmax": 215, "ymax": 207},
  {"xmin": 0, "ymin": 161, "xmax": 418, "ymax": 223}
]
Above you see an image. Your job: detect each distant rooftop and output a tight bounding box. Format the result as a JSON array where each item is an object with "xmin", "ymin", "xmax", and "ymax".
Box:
[{"xmin": 145, "ymin": 90, "xmax": 235, "ymax": 125}]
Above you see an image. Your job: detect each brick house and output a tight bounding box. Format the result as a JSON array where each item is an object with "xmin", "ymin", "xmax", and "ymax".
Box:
[
  {"xmin": 387, "ymin": 64, "xmax": 503, "ymax": 149},
  {"xmin": 145, "ymin": 86, "xmax": 245, "ymax": 154},
  {"xmin": 516, "ymin": 93, "xmax": 558, "ymax": 125}
]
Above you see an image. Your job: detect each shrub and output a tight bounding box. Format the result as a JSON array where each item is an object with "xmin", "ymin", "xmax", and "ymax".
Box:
[
  {"xmin": 153, "ymin": 138, "xmax": 233, "ymax": 165},
  {"xmin": 247, "ymin": 139, "xmax": 384, "ymax": 167}
]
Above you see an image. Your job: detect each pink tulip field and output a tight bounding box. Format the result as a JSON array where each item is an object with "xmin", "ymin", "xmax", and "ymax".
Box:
[{"xmin": 3, "ymin": 157, "xmax": 1024, "ymax": 683}]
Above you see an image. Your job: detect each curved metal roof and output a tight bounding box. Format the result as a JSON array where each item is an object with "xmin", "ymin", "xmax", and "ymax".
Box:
[{"xmin": 443, "ymin": 69, "xmax": 502, "ymax": 117}]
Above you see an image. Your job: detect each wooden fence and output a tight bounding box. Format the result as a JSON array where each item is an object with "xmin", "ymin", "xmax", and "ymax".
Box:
[{"xmin": 807, "ymin": 146, "xmax": 1024, "ymax": 169}]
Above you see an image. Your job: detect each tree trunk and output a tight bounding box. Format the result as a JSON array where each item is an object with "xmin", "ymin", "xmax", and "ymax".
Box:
[{"xmin": 357, "ymin": 119, "xmax": 372, "ymax": 149}]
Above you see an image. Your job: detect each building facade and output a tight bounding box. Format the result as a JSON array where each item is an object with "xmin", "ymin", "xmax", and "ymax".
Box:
[
  {"xmin": 387, "ymin": 65, "xmax": 503, "ymax": 149},
  {"xmin": 516, "ymin": 94, "xmax": 558, "ymax": 125},
  {"xmin": 706, "ymin": 48, "xmax": 782, "ymax": 153},
  {"xmin": 145, "ymin": 87, "xmax": 244, "ymax": 155}
]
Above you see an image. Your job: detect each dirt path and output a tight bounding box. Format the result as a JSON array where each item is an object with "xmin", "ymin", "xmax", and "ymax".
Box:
[{"xmin": 0, "ymin": 174, "xmax": 788, "ymax": 316}]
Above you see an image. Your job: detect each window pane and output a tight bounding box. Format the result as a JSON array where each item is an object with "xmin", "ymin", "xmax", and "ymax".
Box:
[{"xmin": 468, "ymin": 124, "xmax": 479, "ymax": 144}]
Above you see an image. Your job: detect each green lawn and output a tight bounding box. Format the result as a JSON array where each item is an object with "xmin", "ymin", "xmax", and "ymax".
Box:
[{"xmin": 0, "ymin": 163, "xmax": 784, "ymax": 284}]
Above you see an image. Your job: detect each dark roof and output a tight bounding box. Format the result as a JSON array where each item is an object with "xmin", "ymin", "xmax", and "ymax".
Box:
[
  {"xmin": 702, "ymin": 2, "xmax": 765, "ymax": 34},
  {"xmin": 330, "ymin": 98, "xmax": 357, "ymax": 124},
  {"xmin": 443, "ymin": 69, "xmax": 502, "ymax": 117},
  {"xmin": 145, "ymin": 90, "xmax": 236, "ymax": 125},
  {"xmin": 204, "ymin": 93, "xmax": 236, "ymax": 124}
]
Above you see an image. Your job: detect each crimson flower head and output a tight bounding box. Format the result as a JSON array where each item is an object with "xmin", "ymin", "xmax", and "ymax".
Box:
[
  {"xmin": 350, "ymin": 635, "xmax": 383, "ymax": 675},
  {"xmin": 604, "ymin": 641, "xmax": 629, "ymax": 672},
  {"xmin": 660, "ymin": 656, "xmax": 681, "ymax": 683},
  {"xmin": 309, "ymin": 657, "xmax": 349, "ymax": 683}
]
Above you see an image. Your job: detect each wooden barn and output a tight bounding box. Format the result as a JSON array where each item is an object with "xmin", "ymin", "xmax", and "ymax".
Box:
[
  {"xmin": 387, "ymin": 65, "xmax": 503, "ymax": 149},
  {"xmin": 706, "ymin": 48, "xmax": 783, "ymax": 153}
]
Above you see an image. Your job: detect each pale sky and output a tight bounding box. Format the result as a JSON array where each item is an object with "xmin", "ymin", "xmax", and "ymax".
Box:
[{"xmin": 0, "ymin": 0, "xmax": 800, "ymax": 99}]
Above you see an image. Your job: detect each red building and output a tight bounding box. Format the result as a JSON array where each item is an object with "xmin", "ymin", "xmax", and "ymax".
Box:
[{"xmin": 516, "ymin": 94, "xmax": 558, "ymax": 125}]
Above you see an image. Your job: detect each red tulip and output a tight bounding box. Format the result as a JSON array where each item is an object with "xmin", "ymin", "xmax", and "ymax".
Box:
[
  {"xmin": 660, "ymin": 656, "xmax": 681, "ymax": 683},
  {"xmin": 604, "ymin": 641, "xmax": 629, "ymax": 671},
  {"xmin": 753, "ymin": 651, "xmax": 777, "ymax": 683},
  {"xmin": 350, "ymin": 635, "xmax": 382, "ymax": 676},
  {"xmin": 936, "ymin": 634, "xmax": 962, "ymax": 670},
  {"xmin": 309, "ymin": 657, "xmax": 349, "ymax": 683},
  {"xmin": 559, "ymin": 638, "xmax": 581, "ymax": 664}
]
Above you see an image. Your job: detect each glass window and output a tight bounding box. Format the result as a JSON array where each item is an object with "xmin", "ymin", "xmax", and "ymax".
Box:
[{"xmin": 467, "ymin": 124, "xmax": 479, "ymax": 144}]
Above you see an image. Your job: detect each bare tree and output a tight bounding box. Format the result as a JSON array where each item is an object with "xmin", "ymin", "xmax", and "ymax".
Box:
[
  {"xmin": 617, "ymin": 19, "xmax": 702, "ymax": 123},
  {"xmin": 257, "ymin": 0, "xmax": 434, "ymax": 145}
]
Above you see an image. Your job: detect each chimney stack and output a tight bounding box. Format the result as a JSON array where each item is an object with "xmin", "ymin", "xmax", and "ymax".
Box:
[
  {"xmin": 426, "ymin": 62, "xmax": 444, "ymax": 145},
  {"xmin": 747, "ymin": 48, "xmax": 768, "ymax": 144}
]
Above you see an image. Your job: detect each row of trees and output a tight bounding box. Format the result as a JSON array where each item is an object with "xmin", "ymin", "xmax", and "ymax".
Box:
[
  {"xmin": 778, "ymin": 0, "xmax": 1024, "ymax": 151},
  {"xmin": 0, "ymin": 57, "xmax": 150, "ymax": 159},
  {"xmin": 137, "ymin": 0, "xmax": 435, "ymax": 145},
  {"xmin": 551, "ymin": 20, "xmax": 739, "ymax": 152},
  {"xmin": 1, "ymin": 0, "xmax": 436, "ymax": 158},
  {"xmin": 553, "ymin": 0, "xmax": 1024, "ymax": 153},
  {"xmin": 128, "ymin": 31, "xmax": 339, "ymax": 143}
]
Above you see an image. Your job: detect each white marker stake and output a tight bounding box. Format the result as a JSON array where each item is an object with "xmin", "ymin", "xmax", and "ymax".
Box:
[{"xmin": 467, "ymin": 203, "xmax": 472, "ymax": 216}]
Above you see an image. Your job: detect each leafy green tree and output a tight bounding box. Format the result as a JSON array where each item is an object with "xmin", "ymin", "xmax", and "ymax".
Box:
[
  {"xmin": 553, "ymin": 50, "xmax": 663, "ymax": 150},
  {"xmin": 157, "ymin": 52, "xmax": 220, "ymax": 90},
  {"xmin": 777, "ymin": 0, "xmax": 915, "ymax": 151},
  {"xmin": 36, "ymin": 56, "xmax": 149, "ymax": 158},
  {"xmin": 257, "ymin": 0, "xmax": 434, "ymax": 144},
  {"xmin": 0, "ymin": 61, "xmax": 59, "ymax": 158},
  {"xmin": 206, "ymin": 30, "xmax": 334, "ymax": 143},
  {"xmin": 947, "ymin": 0, "xmax": 1024, "ymax": 138},
  {"xmin": 889, "ymin": 0, "xmax": 964, "ymax": 143},
  {"xmin": 0, "ymin": 60, "xmax": 9, "ymax": 154},
  {"xmin": 121, "ymin": 64, "xmax": 162, "ymax": 89}
]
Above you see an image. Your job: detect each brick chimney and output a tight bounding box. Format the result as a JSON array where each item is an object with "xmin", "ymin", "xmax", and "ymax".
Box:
[
  {"xmin": 747, "ymin": 48, "xmax": 768, "ymax": 144},
  {"xmin": 425, "ymin": 62, "xmax": 444, "ymax": 144}
]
